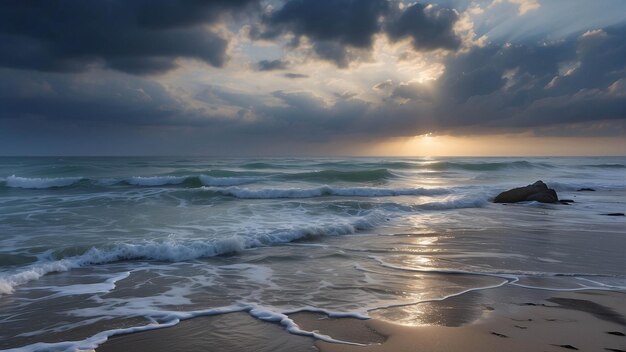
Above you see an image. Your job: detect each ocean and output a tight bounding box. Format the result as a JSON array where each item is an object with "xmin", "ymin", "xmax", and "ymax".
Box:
[{"xmin": 0, "ymin": 156, "xmax": 624, "ymax": 351}]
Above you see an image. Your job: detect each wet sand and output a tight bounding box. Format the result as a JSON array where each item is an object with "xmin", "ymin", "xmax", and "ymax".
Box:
[
  {"xmin": 317, "ymin": 289, "xmax": 626, "ymax": 352},
  {"xmin": 96, "ymin": 288, "xmax": 626, "ymax": 352},
  {"xmin": 98, "ymin": 312, "xmax": 315, "ymax": 352}
]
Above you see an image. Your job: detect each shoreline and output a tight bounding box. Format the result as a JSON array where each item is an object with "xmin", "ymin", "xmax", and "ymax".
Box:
[
  {"xmin": 90, "ymin": 287, "xmax": 626, "ymax": 352},
  {"xmin": 317, "ymin": 289, "xmax": 626, "ymax": 352}
]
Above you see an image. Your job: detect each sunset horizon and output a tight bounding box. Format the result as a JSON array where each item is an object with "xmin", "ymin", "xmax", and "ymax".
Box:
[
  {"xmin": 1, "ymin": 1, "xmax": 625, "ymax": 352},
  {"xmin": 1, "ymin": 0, "xmax": 624, "ymax": 156}
]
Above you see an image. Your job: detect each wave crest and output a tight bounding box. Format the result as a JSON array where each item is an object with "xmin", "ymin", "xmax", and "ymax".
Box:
[
  {"xmin": 0, "ymin": 213, "xmax": 385, "ymax": 295},
  {"xmin": 5, "ymin": 175, "xmax": 83, "ymax": 189}
]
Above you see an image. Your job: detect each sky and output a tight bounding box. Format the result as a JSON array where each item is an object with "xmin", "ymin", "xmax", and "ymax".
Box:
[{"xmin": 0, "ymin": 0, "xmax": 625, "ymax": 156}]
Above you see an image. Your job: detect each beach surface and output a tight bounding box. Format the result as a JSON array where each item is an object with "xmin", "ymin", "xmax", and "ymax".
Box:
[
  {"xmin": 97, "ymin": 288, "xmax": 625, "ymax": 352},
  {"xmin": 1, "ymin": 157, "xmax": 624, "ymax": 351}
]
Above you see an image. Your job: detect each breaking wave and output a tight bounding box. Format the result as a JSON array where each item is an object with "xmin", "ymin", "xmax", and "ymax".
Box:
[
  {"xmin": 0, "ymin": 213, "xmax": 386, "ymax": 295},
  {"xmin": 4, "ymin": 175, "xmax": 83, "ymax": 189}
]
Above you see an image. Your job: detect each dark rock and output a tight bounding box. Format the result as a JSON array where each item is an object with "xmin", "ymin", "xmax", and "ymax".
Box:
[
  {"xmin": 577, "ymin": 188, "xmax": 596, "ymax": 191},
  {"xmin": 551, "ymin": 344, "xmax": 579, "ymax": 350},
  {"xmin": 603, "ymin": 213, "xmax": 625, "ymax": 217},
  {"xmin": 494, "ymin": 181, "xmax": 559, "ymax": 204},
  {"xmin": 559, "ymin": 199, "xmax": 575, "ymax": 205},
  {"xmin": 490, "ymin": 331, "xmax": 508, "ymax": 338}
]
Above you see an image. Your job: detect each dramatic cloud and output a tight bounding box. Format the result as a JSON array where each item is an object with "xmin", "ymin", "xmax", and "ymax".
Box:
[
  {"xmin": 253, "ymin": 0, "xmax": 462, "ymax": 66},
  {"xmin": 390, "ymin": 24, "xmax": 626, "ymax": 131},
  {"xmin": 0, "ymin": 0, "xmax": 624, "ymax": 155},
  {"xmin": 385, "ymin": 3, "xmax": 461, "ymax": 51},
  {"xmin": 0, "ymin": 0, "xmax": 258, "ymax": 75},
  {"xmin": 258, "ymin": 0, "xmax": 388, "ymax": 46}
]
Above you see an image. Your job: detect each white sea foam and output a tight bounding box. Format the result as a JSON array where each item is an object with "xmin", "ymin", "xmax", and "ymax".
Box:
[
  {"xmin": 0, "ymin": 259, "xmax": 81, "ymax": 295},
  {"xmin": 3, "ymin": 303, "xmax": 370, "ymax": 352},
  {"xmin": 369, "ymin": 256, "xmax": 620, "ymax": 286},
  {"xmin": 247, "ymin": 305, "xmax": 367, "ymax": 346},
  {"xmin": 5, "ymin": 175, "xmax": 82, "ymax": 189},
  {"xmin": 206, "ymin": 185, "xmax": 449, "ymax": 199},
  {"xmin": 418, "ymin": 195, "xmax": 489, "ymax": 210},
  {"xmin": 1, "ymin": 304, "xmax": 246, "ymax": 352},
  {"xmin": 0, "ymin": 214, "xmax": 382, "ymax": 296},
  {"xmin": 31, "ymin": 272, "xmax": 131, "ymax": 297},
  {"xmin": 126, "ymin": 176, "xmax": 187, "ymax": 186}
]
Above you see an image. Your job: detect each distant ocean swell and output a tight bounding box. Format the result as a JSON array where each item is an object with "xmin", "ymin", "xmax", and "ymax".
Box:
[
  {"xmin": 203, "ymin": 185, "xmax": 450, "ymax": 199},
  {"xmin": 239, "ymin": 160, "xmax": 626, "ymax": 171},
  {"xmin": 3, "ymin": 175, "xmax": 624, "ymax": 202},
  {"xmin": 1, "ymin": 169, "xmax": 396, "ymax": 189},
  {"xmin": 239, "ymin": 160, "xmax": 572, "ymax": 171}
]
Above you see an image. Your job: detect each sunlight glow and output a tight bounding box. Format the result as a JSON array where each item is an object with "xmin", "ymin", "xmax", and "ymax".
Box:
[{"xmin": 368, "ymin": 133, "xmax": 626, "ymax": 157}]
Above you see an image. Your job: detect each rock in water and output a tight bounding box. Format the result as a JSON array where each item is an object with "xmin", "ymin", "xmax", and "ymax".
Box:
[{"xmin": 494, "ymin": 181, "xmax": 559, "ymax": 203}]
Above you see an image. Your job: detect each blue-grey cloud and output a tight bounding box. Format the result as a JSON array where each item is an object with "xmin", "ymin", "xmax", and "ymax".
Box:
[
  {"xmin": 394, "ymin": 25, "xmax": 626, "ymax": 131},
  {"xmin": 0, "ymin": 0, "xmax": 258, "ymax": 75},
  {"xmin": 253, "ymin": 0, "xmax": 462, "ymax": 66},
  {"xmin": 257, "ymin": 0, "xmax": 389, "ymax": 47},
  {"xmin": 0, "ymin": 1, "xmax": 625, "ymax": 155},
  {"xmin": 385, "ymin": 3, "xmax": 461, "ymax": 50},
  {"xmin": 0, "ymin": 69, "xmax": 187, "ymax": 124},
  {"xmin": 257, "ymin": 59, "xmax": 289, "ymax": 71}
]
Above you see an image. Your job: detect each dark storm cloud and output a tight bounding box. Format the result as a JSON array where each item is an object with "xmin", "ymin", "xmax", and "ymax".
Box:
[
  {"xmin": 311, "ymin": 41, "xmax": 353, "ymax": 68},
  {"xmin": 253, "ymin": 0, "xmax": 462, "ymax": 66},
  {"xmin": 385, "ymin": 3, "xmax": 461, "ymax": 50},
  {"xmin": 257, "ymin": 59, "xmax": 289, "ymax": 71},
  {"xmin": 1, "ymin": 1, "xmax": 625, "ymax": 155},
  {"xmin": 0, "ymin": 0, "xmax": 258, "ymax": 75},
  {"xmin": 258, "ymin": 0, "xmax": 389, "ymax": 47}
]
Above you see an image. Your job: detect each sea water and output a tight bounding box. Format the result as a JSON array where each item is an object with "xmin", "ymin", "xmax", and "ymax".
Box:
[{"xmin": 0, "ymin": 157, "xmax": 624, "ymax": 350}]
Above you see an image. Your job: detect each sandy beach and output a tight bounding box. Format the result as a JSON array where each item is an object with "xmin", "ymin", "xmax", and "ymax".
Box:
[{"xmin": 96, "ymin": 287, "xmax": 626, "ymax": 352}]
